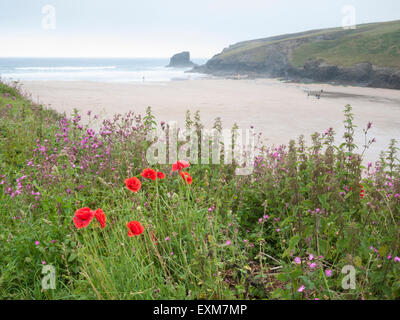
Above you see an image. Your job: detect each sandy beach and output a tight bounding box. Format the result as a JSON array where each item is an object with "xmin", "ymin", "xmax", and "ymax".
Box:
[{"xmin": 21, "ymin": 78, "xmax": 400, "ymax": 163}]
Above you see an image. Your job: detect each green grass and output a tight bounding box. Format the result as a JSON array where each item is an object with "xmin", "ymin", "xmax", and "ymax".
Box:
[
  {"xmin": 291, "ymin": 21, "xmax": 400, "ymax": 68},
  {"xmin": 1, "ymin": 81, "xmax": 400, "ymax": 300},
  {"xmin": 217, "ymin": 27, "xmax": 344, "ymax": 61},
  {"xmin": 214, "ymin": 20, "xmax": 400, "ymax": 68}
]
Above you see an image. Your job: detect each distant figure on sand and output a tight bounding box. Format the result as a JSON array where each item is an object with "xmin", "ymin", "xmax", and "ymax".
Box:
[{"xmin": 307, "ymin": 89, "xmax": 324, "ymax": 99}]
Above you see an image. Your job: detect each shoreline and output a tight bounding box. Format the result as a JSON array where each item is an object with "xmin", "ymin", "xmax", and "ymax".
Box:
[{"xmin": 20, "ymin": 78, "xmax": 400, "ymax": 164}]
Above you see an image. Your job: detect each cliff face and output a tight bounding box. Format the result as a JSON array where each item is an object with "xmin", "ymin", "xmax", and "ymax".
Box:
[
  {"xmin": 294, "ymin": 60, "xmax": 400, "ymax": 89},
  {"xmin": 191, "ymin": 20, "xmax": 400, "ymax": 89},
  {"xmin": 167, "ymin": 51, "xmax": 197, "ymax": 67}
]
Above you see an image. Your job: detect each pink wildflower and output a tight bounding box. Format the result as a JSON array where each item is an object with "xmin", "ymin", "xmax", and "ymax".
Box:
[{"xmin": 325, "ymin": 269, "xmax": 333, "ymax": 277}]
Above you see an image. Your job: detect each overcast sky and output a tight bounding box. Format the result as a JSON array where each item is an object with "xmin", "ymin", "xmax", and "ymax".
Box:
[{"xmin": 0, "ymin": 0, "xmax": 399, "ymax": 58}]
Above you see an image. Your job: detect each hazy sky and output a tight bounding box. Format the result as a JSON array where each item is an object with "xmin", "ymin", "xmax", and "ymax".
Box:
[{"xmin": 0, "ymin": 0, "xmax": 399, "ymax": 58}]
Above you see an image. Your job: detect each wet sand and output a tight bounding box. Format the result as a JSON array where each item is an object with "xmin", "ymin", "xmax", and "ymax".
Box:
[{"xmin": 21, "ymin": 78, "xmax": 400, "ymax": 163}]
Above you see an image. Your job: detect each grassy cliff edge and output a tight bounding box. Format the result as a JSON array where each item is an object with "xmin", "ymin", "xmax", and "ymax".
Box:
[{"xmin": 193, "ymin": 20, "xmax": 400, "ymax": 89}]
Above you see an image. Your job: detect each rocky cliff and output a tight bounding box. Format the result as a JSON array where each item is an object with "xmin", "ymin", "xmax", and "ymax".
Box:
[
  {"xmin": 191, "ymin": 20, "xmax": 400, "ymax": 89},
  {"xmin": 167, "ymin": 51, "xmax": 197, "ymax": 67}
]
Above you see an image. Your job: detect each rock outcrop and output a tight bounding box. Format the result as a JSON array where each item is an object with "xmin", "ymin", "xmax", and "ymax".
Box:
[
  {"xmin": 167, "ymin": 51, "xmax": 197, "ymax": 68},
  {"xmin": 190, "ymin": 20, "xmax": 400, "ymax": 89}
]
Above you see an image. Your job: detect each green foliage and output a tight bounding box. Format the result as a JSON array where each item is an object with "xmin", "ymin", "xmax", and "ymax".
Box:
[{"xmin": 0, "ymin": 81, "xmax": 399, "ymax": 300}]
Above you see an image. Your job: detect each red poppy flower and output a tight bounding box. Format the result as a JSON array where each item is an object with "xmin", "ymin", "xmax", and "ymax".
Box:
[
  {"xmin": 179, "ymin": 171, "xmax": 193, "ymax": 185},
  {"xmin": 125, "ymin": 177, "xmax": 141, "ymax": 192},
  {"xmin": 73, "ymin": 207, "xmax": 95, "ymax": 229},
  {"xmin": 94, "ymin": 209, "xmax": 106, "ymax": 229},
  {"xmin": 172, "ymin": 160, "xmax": 190, "ymax": 172},
  {"xmin": 141, "ymin": 168, "xmax": 157, "ymax": 181},
  {"xmin": 157, "ymin": 172, "xmax": 165, "ymax": 179},
  {"xmin": 127, "ymin": 221, "xmax": 144, "ymax": 237}
]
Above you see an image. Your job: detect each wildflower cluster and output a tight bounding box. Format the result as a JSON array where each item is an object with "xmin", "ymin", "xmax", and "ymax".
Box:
[
  {"xmin": 74, "ymin": 161, "xmax": 192, "ymax": 238},
  {"xmin": 1, "ymin": 82, "xmax": 399, "ymax": 300}
]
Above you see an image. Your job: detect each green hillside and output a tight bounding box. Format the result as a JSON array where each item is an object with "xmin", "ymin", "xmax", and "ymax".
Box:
[
  {"xmin": 291, "ymin": 20, "xmax": 400, "ymax": 68},
  {"xmin": 213, "ymin": 20, "xmax": 400, "ymax": 68}
]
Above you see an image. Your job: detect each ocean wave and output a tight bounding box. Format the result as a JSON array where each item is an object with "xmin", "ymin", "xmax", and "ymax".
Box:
[{"xmin": 15, "ymin": 66, "xmax": 117, "ymax": 71}]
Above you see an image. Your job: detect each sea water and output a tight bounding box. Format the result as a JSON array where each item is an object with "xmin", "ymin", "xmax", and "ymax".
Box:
[{"xmin": 0, "ymin": 57, "xmax": 208, "ymax": 82}]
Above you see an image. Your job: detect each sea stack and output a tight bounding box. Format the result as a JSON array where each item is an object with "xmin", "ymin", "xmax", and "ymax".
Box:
[{"xmin": 167, "ymin": 51, "xmax": 197, "ymax": 67}]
